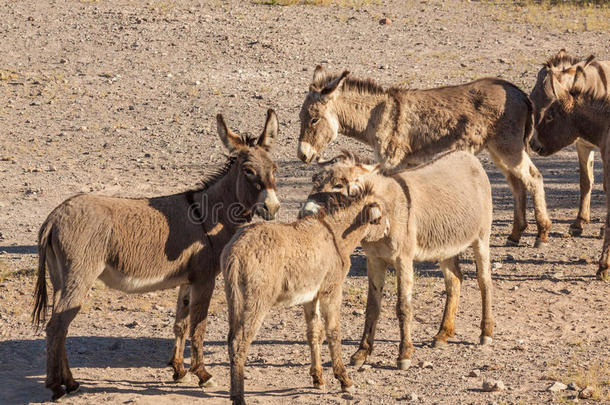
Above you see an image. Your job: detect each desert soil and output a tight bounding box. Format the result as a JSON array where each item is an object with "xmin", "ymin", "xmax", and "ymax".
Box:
[{"xmin": 1, "ymin": 0, "xmax": 609, "ymax": 404}]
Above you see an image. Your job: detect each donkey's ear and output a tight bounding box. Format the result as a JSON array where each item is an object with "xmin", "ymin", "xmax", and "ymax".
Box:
[
  {"xmin": 556, "ymin": 49, "xmax": 568, "ymax": 59},
  {"xmin": 363, "ymin": 202, "xmax": 382, "ymax": 225},
  {"xmin": 550, "ymin": 72, "xmax": 570, "ymax": 100},
  {"xmin": 357, "ymin": 163, "xmax": 379, "ymax": 174},
  {"xmin": 258, "ymin": 109, "xmax": 278, "ymax": 151},
  {"xmin": 572, "ymin": 66, "xmax": 587, "ymax": 94},
  {"xmin": 216, "ymin": 114, "xmax": 244, "ymax": 152},
  {"xmin": 313, "ymin": 65, "xmax": 326, "ymax": 83},
  {"xmin": 320, "ymin": 70, "xmax": 350, "ymax": 101}
]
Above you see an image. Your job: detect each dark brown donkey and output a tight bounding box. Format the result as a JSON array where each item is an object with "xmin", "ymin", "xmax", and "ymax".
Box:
[
  {"xmin": 297, "ymin": 66, "xmax": 551, "ymax": 247},
  {"xmin": 32, "ymin": 110, "xmax": 281, "ymax": 401},
  {"xmin": 529, "ymin": 52, "xmax": 610, "ymax": 280}
]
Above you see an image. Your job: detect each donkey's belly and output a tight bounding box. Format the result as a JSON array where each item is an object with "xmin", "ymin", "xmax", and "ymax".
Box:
[
  {"xmin": 99, "ymin": 265, "xmax": 188, "ymax": 293},
  {"xmin": 413, "ymin": 242, "xmax": 471, "ymax": 262}
]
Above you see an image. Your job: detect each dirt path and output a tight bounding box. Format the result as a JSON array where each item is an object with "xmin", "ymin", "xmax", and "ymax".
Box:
[{"xmin": 1, "ymin": 1, "xmax": 609, "ymax": 404}]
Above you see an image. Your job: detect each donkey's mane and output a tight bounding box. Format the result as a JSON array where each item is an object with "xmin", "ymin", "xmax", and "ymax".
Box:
[
  {"xmin": 190, "ymin": 154, "xmax": 238, "ymax": 194},
  {"xmin": 382, "ymin": 149, "xmax": 459, "ymax": 176},
  {"xmin": 544, "ymin": 50, "xmax": 580, "ymax": 69},
  {"xmin": 314, "ymin": 72, "xmax": 386, "ymax": 96}
]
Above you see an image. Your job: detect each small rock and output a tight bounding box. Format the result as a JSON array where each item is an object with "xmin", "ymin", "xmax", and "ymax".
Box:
[
  {"xmin": 366, "ymin": 378, "xmax": 376, "ymax": 385},
  {"xmin": 482, "ymin": 380, "xmax": 505, "ymax": 392},
  {"xmin": 492, "ymin": 262, "xmax": 502, "ymax": 270},
  {"xmin": 548, "ymin": 381, "xmax": 567, "ymax": 392},
  {"xmin": 125, "ymin": 321, "xmax": 139, "ymax": 328},
  {"xmin": 358, "ymin": 364, "xmax": 372, "ymax": 372},
  {"xmin": 59, "ymin": 58, "xmax": 67, "ymax": 64},
  {"xmin": 144, "ymin": 153, "xmax": 151, "ymax": 158},
  {"xmin": 352, "ymin": 309, "xmax": 364, "ymax": 316},
  {"xmin": 79, "ymin": 126, "xmax": 87, "ymax": 131},
  {"xmin": 578, "ymin": 386, "xmax": 594, "ymax": 399},
  {"xmin": 167, "ymin": 73, "xmax": 173, "ymax": 78},
  {"xmin": 419, "ymin": 361, "xmax": 433, "ymax": 369},
  {"xmin": 468, "ymin": 369, "xmax": 481, "ymax": 377},
  {"xmin": 195, "ymin": 80, "xmax": 201, "ymax": 85},
  {"xmin": 379, "ymin": 17, "xmax": 392, "ymax": 25},
  {"xmin": 403, "ymin": 392, "xmax": 418, "ymax": 401},
  {"xmin": 567, "ymin": 382, "xmax": 580, "ymax": 391}
]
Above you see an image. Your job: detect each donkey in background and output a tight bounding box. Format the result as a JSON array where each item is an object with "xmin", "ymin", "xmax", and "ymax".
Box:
[
  {"xmin": 300, "ymin": 150, "xmax": 493, "ymax": 370},
  {"xmin": 297, "ymin": 66, "xmax": 551, "ymax": 247},
  {"xmin": 32, "ymin": 110, "xmax": 280, "ymax": 400},
  {"xmin": 222, "ymin": 185, "xmax": 387, "ymax": 405},
  {"xmin": 530, "ymin": 49, "xmax": 609, "ymax": 237},
  {"xmin": 528, "ymin": 51, "xmax": 610, "ymax": 280}
]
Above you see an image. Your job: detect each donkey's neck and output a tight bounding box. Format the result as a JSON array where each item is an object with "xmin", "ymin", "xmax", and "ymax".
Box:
[
  {"xmin": 191, "ymin": 165, "xmax": 246, "ymax": 246},
  {"xmin": 335, "ymin": 91, "xmax": 393, "ymax": 145},
  {"xmin": 316, "ymin": 203, "xmax": 370, "ymax": 268},
  {"xmin": 573, "ymin": 99, "xmax": 610, "ymax": 147}
]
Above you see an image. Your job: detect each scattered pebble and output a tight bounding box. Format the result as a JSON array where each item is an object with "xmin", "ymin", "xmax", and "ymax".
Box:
[
  {"xmin": 492, "ymin": 262, "xmax": 502, "ymax": 270},
  {"xmin": 482, "ymin": 380, "xmax": 505, "ymax": 392},
  {"xmin": 402, "ymin": 392, "xmax": 418, "ymax": 401},
  {"xmin": 358, "ymin": 364, "xmax": 372, "ymax": 372},
  {"xmin": 468, "ymin": 369, "xmax": 481, "ymax": 377},
  {"xmin": 419, "ymin": 361, "xmax": 433, "ymax": 369},
  {"xmin": 379, "ymin": 17, "xmax": 392, "ymax": 25},
  {"xmin": 366, "ymin": 378, "xmax": 376, "ymax": 385},
  {"xmin": 547, "ymin": 381, "xmax": 567, "ymax": 392},
  {"xmin": 567, "ymin": 382, "xmax": 580, "ymax": 391}
]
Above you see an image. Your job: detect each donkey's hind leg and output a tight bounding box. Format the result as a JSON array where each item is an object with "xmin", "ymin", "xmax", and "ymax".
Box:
[
  {"xmin": 472, "ymin": 236, "xmax": 494, "ymax": 344},
  {"xmin": 570, "ymin": 141, "xmax": 595, "ymax": 236},
  {"xmin": 188, "ymin": 276, "xmax": 217, "ymax": 388},
  {"xmin": 45, "ymin": 263, "xmax": 101, "ymax": 401},
  {"xmin": 169, "ymin": 284, "xmax": 191, "ymax": 382},
  {"xmin": 303, "ymin": 300, "xmax": 325, "ymax": 388},
  {"xmin": 433, "ymin": 256, "xmax": 463, "ymax": 347}
]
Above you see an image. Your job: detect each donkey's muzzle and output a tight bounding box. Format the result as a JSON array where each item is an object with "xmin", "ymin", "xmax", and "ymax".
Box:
[
  {"xmin": 298, "ymin": 200, "xmax": 321, "ymax": 219},
  {"xmin": 297, "ymin": 141, "xmax": 318, "ymax": 164},
  {"xmin": 529, "ymin": 135, "xmax": 546, "ymax": 156},
  {"xmin": 256, "ymin": 189, "xmax": 280, "ymax": 220}
]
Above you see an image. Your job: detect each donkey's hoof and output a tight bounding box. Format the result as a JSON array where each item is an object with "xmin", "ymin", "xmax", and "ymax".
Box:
[
  {"xmin": 479, "ymin": 336, "xmax": 493, "ymax": 346},
  {"xmin": 350, "ymin": 357, "xmax": 366, "ymax": 369},
  {"xmin": 397, "ymin": 359, "xmax": 412, "ymax": 370},
  {"xmin": 568, "ymin": 226, "xmax": 583, "ymax": 237},
  {"xmin": 51, "ymin": 388, "xmax": 67, "ymax": 402},
  {"xmin": 432, "ymin": 339, "xmax": 447, "ymax": 349},
  {"xmin": 597, "ymin": 268, "xmax": 609, "ymax": 281},
  {"xmin": 505, "ymin": 238, "xmax": 520, "ymax": 247},
  {"xmin": 313, "ymin": 382, "xmax": 325, "ymax": 389},
  {"xmin": 199, "ymin": 377, "xmax": 218, "ymax": 389},
  {"xmin": 173, "ymin": 369, "xmax": 189, "ymax": 383},
  {"xmin": 533, "ymin": 238, "xmax": 548, "ymax": 249},
  {"xmin": 342, "ymin": 384, "xmax": 355, "ymax": 393}
]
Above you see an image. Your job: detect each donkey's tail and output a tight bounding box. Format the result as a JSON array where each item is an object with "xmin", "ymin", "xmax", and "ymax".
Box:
[
  {"xmin": 523, "ymin": 95, "xmax": 534, "ymax": 155},
  {"xmin": 32, "ymin": 219, "xmax": 52, "ymax": 326}
]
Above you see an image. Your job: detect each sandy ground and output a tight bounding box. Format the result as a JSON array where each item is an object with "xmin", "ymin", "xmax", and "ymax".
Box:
[{"xmin": 1, "ymin": 0, "xmax": 609, "ymax": 404}]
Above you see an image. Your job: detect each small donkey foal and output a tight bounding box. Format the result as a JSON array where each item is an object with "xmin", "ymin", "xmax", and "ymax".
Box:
[{"xmin": 222, "ymin": 186, "xmax": 387, "ymax": 405}]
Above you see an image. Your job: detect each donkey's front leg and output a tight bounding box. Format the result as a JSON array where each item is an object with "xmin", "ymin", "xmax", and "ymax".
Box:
[
  {"xmin": 321, "ymin": 287, "xmax": 353, "ymax": 393},
  {"xmin": 188, "ymin": 277, "xmax": 217, "ymax": 388},
  {"xmin": 598, "ymin": 145, "xmax": 610, "ymax": 281},
  {"xmin": 303, "ymin": 300, "xmax": 325, "ymax": 388},
  {"xmin": 169, "ymin": 284, "xmax": 191, "ymax": 382},
  {"xmin": 395, "ymin": 255, "xmax": 415, "ymax": 370},
  {"xmin": 351, "ymin": 256, "xmax": 387, "ymax": 368},
  {"xmin": 433, "ymin": 256, "xmax": 463, "ymax": 347}
]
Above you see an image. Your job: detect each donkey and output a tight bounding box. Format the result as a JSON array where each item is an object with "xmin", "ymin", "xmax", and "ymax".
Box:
[
  {"xmin": 528, "ymin": 53, "xmax": 610, "ymax": 280},
  {"xmin": 300, "ymin": 150, "xmax": 493, "ymax": 370},
  {"xmin": 297, "ymin": 66, "xmax": 551, "ymax": 247},
  {"xmin": 32, "ymin": 109, "xmax": 281, "ymax": 401},
  {"xmin": 222, "ymin": 185, "xmax": 387, "ymax": 405},
  {"xmin": 530, "ymin": 49, "xmax": 609, "ymax": 236}
]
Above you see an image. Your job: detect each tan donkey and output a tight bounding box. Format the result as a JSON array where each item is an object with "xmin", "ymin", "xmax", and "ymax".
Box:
[
  {"xmin": 530, "ymin": 49, "xmax": 610, "ymax": 237},
  {"xmin": 301, "ymin": 150, "xmax": 493, "ymax": 369},
  {"xmin": 222, "ymin": 186, "xmax": 388, "ymax": 405},
  {"xmin": 529, "ymin": 51, "xmax": 610, "ymax": 280},
  {"xmin": 32, "ymin": 110, "xmax": 281, "ymax": 401},
  {"xmin": 297, "ymin": 66, "xmax": 550, "ymax": 247}
]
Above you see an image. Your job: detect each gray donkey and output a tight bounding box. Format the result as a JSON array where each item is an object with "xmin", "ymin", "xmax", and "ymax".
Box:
[
  {"xmin": 297, "ymin": 66, "xmax": 550, "ymax": 247},
  {"xmin": 301, "ymin": 150, "xmax": 493, "ymax": 370},
  {"xmin": 223, "ymin": 185, "xmax": 387, "ymax": 405},
  {"xmin": 32, "ymin": 110, "xmax": 280, "ymax": 401}
]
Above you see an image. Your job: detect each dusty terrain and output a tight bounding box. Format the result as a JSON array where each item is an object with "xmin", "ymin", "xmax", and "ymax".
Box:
[{"xmin": 1, "ymin": 0, "xmax": 609, "ymax": 404}]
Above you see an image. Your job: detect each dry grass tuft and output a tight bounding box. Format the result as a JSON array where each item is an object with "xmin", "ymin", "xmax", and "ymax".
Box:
[
  {"xmin": 547, "ymin": 357, "xmax": 610, "ymax": 401},
  {"xmin": 478, "ymin": 0, "xmax": 610, "ymax": 32}
]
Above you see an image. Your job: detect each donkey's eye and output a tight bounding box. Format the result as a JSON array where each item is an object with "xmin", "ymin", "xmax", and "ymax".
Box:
[
  {"xmin": 332, "ymin": 183, "xmax": 343, "ymax": 190},
  {"xmin": 310, "ymin": 118, "xmax": 320, "ymax": 125},
  {"xmin": 244, "ymin": 168, "xmax": 256, "ymax": 177}
]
